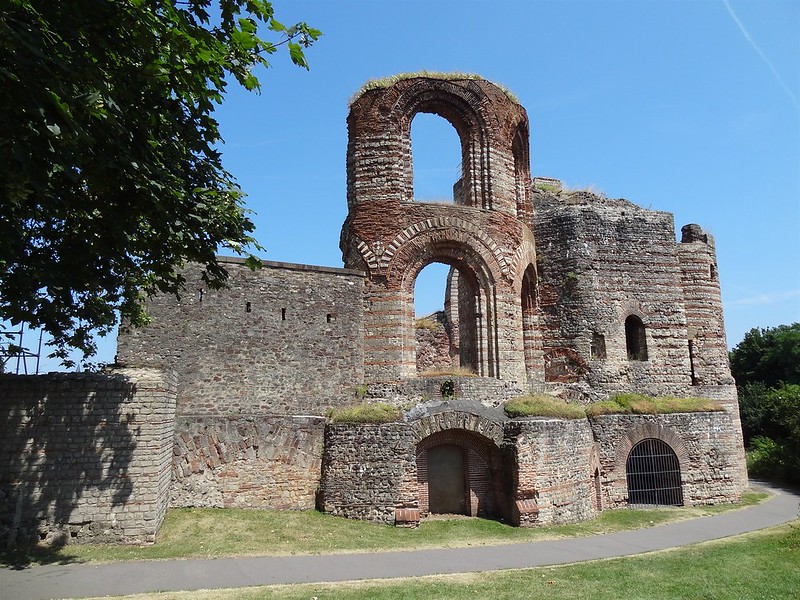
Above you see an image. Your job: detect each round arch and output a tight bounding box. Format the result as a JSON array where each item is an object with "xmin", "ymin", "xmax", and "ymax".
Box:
[
  {"xmin": 413, "ymin": 424, "xmax": 503, "ymax": 519},
  {"xmin": 388, "ymin": 230, "xmax": 504, "ymax": 378}
]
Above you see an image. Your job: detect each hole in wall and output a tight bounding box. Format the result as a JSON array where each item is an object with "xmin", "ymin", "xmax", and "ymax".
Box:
[
  {"xmin": 591, "ymin": 332, "xmax": 607, "ymax": 359},
  {"xmin": 245, "ymin": 301, "xmax": 251, "ymax": 313},
  {"xmin": 281, "ymin": 308, "xmax": 286, "ymax": 321}
]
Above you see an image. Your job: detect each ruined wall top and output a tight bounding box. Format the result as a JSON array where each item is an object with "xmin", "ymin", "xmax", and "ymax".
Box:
[{"xmin": 346, "ymin": 73, "xmax": 531, "ymax": 218}]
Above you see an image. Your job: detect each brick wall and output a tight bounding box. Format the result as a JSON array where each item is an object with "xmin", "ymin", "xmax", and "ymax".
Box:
[
  {"xmin": 117, "ymin": 258, "xmax": 366, "ymax": 415},
  {"xmin": 534, "ymin": 191, "xmax": 704, "ymax": 396},
  {"xmin": 318, "ymin": 423, "xmax": 418, "ymax": 525},
  {"xmin": 170, "ymin": 415, "xmax": 324, "ymax": 509},
  {"xmin": 589, "ymin": 409, "xmax": 748, "ymax": 507},
  {"xmin": 0, "ymin": 369, "xmax": 175, "ymax": 545},
  {"xmin": 507, "ymin": 417, "xmax": 596, "ymax": 526}
]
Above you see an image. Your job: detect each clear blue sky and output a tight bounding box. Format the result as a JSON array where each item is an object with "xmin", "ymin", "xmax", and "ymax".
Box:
[{"xmin": 25, "ymin": 0, "xmax": 800, "ymax": 372}]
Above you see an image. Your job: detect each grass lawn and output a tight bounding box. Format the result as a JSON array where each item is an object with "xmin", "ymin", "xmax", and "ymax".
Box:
[
  {"xmin": 0, "ymin": 490, "xmax": 766, "ymax": 567},
  {"xmin": 78, "ymin": 519, "xmax": 800, "ymax": 600}
]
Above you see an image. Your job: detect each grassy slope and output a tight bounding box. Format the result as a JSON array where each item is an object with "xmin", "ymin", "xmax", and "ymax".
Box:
[
  {"xmin": 79, "ymin": 519, "xmax": 800, "ymax": 600},
  {"xmin": 1, "ymin": 491, "xmax": 765, "ymax": 566}
]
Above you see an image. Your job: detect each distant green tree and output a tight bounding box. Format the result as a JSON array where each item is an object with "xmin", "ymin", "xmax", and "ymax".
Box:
[
  {"xmin": 730, "ymin": 324, "xmax": 800, "ymax": 483},
  {"xmin": 0, "ymin": 1, "xmax": 320, "ymax": 366},
  {"xmin": 729, "ymin": 323, "xmax": 800, "ymax": 387}
]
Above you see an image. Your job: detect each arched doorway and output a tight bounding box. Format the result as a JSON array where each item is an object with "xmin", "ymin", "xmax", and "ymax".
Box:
[
  {"xmin": 626, "ymin": 438, "xmax": 683, "ymax": 505},
  {"xmin": 416, "ymin": 429, "xmax": 500, "ymax": 518}
]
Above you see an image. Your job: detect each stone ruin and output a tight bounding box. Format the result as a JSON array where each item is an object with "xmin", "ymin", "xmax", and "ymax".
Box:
[{"xmin": 0, "ymin": 74, "xmax": 748, "ymax": 544}]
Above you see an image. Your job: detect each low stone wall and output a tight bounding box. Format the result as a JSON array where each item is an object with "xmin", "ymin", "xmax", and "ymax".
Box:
[
  {"xmin": 590, "ymin": 411, "xmax": 748, "ymax": 507},
  {"xmin": 0, "ymin": 369, "xmax": 175, "ymax": 546},
  {"xmin": 318, "ymin": 423, "xmax": 418, "ymax": 525},
  {"xmin": 367, "ymin": 376, "xmax": 526, "ymax": 408},
  {"xmin": 171, "ymin": 415, "xmax": 325, "ymax": 510}
]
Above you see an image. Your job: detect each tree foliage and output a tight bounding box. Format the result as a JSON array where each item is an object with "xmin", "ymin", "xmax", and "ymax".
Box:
[
  {"xmin": 729, "ymin": 323, "xmax": 800, "ymax": 388},
  {"xmin": 730, "ymin": 323, "xmax": 800, "ymax": 483},
  {"xmin": 0, "ymin": 1, "xmax": 320, "ymax": 365}
]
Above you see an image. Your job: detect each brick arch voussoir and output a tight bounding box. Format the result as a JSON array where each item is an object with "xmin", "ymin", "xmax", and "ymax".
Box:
[
  {"xmin": 388, "ymin": 79, "xmax": 489, "ymax": 141},
  {"xmin": 619, "ymin": 301, "xmax": 650, "ymax": 324},
  {"xmin": 513, "ymin": 239, "xmax": 538, "ymax": 292},
  {"xmin": 613, "ymin": 423, "xmax": 690, "ymax": 475},
  {"xmin": 410, "ymin": 411, "xmax": 504, "ymax": 449},
  {"xmin": 381, "ymin": 219, "xmax": 512, "ymax": 284}
]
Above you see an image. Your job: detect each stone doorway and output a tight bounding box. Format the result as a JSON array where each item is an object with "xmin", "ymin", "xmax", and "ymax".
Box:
[{"xmin": 427, "ymin": 444, "xmax": 467, "ymax": 514}]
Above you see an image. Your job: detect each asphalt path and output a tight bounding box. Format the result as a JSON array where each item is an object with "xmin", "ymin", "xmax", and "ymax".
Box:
[{"xmin": 2, "ymin": 483, "xmax": 798, "ymax": 600}]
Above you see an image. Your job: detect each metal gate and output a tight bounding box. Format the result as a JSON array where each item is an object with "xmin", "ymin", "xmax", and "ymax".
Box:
[{"xmin": 626, "ymin": 438, "xmax": 683, "ymax": 506}]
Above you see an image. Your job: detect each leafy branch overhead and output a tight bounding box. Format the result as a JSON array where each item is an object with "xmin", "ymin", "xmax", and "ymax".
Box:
[{"xmin": 0, "ymin": 1, "xmax": 320, "ymax": 366}]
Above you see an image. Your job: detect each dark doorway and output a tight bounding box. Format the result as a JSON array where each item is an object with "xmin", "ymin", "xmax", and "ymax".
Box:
[{"xmin": 427, "ymin": 444, "xmax": 467, "ymax": 514}]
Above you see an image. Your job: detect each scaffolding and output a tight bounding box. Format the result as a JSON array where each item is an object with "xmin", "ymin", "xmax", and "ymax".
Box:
[{"xmin": 1, "ymin": 323, "xmax": 43, "ymax": 375}]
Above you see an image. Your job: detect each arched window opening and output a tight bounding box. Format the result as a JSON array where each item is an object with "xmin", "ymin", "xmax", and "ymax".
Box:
[
  {"xmin": 414, "ymin": 263, "xmax": 478, "ymax": 375},
  {"xmin": 520, "ymin": 264, "xmax": 538, "ymax": 377},
  {"xmin": 512, "ymin": 126, "xmax": 530, "ymax": 220},
  {"xmin": 411, "ymin": 113, "xmax": 462, "ymax": 204},
  {"xmin": 625, "ymin": 315, "xmax": 648, "ymax": 361},
  {"xmin": 626, "ymin": 438, "xmax": 683, "ymax": 506}
]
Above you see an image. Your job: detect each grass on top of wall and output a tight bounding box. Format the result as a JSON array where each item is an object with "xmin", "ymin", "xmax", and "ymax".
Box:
[
  {"xmin": 350, "ymin": 71, "xmax": 519, "ymax": 105},
  {"xmin": 326, "ymin": 402, "xmax": 402, "ymax": 424},
  {"xmin": 504, "ymin": 394, "xmax": 586, "ymax": 419},
  {"xmin": 585, "ymin": 393, "xmax": 724, "ymax": 417}
]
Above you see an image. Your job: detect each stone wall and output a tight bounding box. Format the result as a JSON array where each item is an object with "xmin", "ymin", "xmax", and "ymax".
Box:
[
  {"xmin": 170, "ymin": 415, "xmax": 324, "ymax": 509},
  {"xmin": 318, "ymin": 423, "xmax": 418, "ymax": 525},
  {"xmin": 534, "ymin": 190, "xmax": 699, "ymax": 396},
  {"xmin": 117, "ymin": 258, "xmax": 366, "ymax": 415},
  {"xmin": 589, "ymin": 410, "xmax": 748, "ymax": 508},
  {"xmin": 507, "ymin": 417, "xmax": 597, "ymax": 526},
  {"xmin": 0, "ymin": 369, "xmax": 175, "ymax": 546},
  {"xmin": 677, "ymin": 225, "xmax": 733, "ymax": 386}
]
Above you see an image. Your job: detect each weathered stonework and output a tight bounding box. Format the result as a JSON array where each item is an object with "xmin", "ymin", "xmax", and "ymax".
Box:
[
  {"xmin": 1, "ymin": 74, "xmax": 748, "ymax": 543},
  {"xmin": 170, "ymin": 415, "xmax": 324, "ymax": 510},
  {"xmin": 0, "ymin": 369, "xmax": 175, "ymax": 545},
  {"xmin": 117, "ymin": 259, "xmax": 365, "ymax": 415}
]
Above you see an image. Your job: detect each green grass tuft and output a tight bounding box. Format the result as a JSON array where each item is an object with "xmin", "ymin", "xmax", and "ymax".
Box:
[
  {"xmin": 327, "ymin": 402, "xmax": 402, "ymax": 424},
  {"xmin": 586, "ymin": 393, "xmax": 723, "ymax": 417},
  {"xmin": 505, "ymin": 394, "xmax": 586, "ymax": 419},
  {"xmin": 350, "ymin": 71, "xmax": 519, "ymax": 105}
]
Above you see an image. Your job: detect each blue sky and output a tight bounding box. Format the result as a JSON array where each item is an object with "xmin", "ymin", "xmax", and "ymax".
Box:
[{"xmin": 20, "ymin": 0, "xmax": 800, "ymax": 372}]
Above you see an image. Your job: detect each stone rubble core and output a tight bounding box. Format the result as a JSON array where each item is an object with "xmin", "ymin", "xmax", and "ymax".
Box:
[{"xmin": 1, "ymin": 74, "xmax": 747, "ymax": 544}]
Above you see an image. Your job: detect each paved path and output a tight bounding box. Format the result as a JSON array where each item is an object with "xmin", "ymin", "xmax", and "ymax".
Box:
[{"xmin": 3, "ymin": 484, "xmax": 798, "ymax": 600}]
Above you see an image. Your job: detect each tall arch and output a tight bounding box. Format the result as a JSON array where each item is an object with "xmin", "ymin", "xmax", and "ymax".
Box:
[
  {"xmin": 520, "ymin": 263, "xmax": 538, "ymax": 379},
  {"xmin": 392, "ymin": 81, "xmax": 490, "ymax": 209},
  {"xmin": 343, "ymin": 75, "xmax": 534, "ymax": 384},
  {"xmin": 395, "ymin": 235, "xmax": 500, "ymax": 378}
]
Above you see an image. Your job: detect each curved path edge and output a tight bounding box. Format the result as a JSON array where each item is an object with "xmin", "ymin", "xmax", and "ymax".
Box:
[{"xmin": 2, "ymin": 484, "xmax": 798, "ymax": 600}]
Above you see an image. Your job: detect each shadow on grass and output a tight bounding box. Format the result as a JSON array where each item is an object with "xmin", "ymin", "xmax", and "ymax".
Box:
[{"xmin": 1, "ymin": 537, "xmax": 86, "ymax": 570}]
